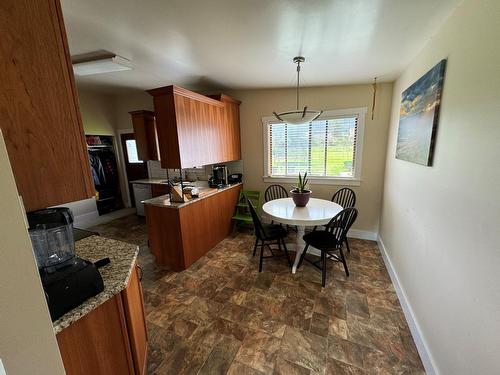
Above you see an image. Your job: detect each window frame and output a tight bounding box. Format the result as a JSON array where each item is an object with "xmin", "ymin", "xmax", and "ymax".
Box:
[{"xmin": 262, "ymin": 107, "xmax": 367, "ymax": 186}]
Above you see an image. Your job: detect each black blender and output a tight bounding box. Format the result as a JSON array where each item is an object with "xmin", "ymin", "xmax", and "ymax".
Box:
[{"xmin": 27, "ymin": 208, "xmax": 104, "ymax": 321}]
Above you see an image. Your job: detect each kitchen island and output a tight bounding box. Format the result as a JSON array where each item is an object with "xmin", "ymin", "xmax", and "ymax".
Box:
[
  {"xmin": 55, "ymin": 236, "xmax": 147, "ymax": 375},
  {"xmin": 144, "ymin": 183, "xmax": 242, "ymax": 270}
]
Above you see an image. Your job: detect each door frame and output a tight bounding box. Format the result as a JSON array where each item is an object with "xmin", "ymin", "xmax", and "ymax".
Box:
[{"xmin": 116, "ymin": 128, "xmax": 136, "ymax": 208}]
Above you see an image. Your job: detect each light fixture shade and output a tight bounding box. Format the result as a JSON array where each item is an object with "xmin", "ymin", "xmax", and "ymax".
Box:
[
  {"xmin": 73, "ymin": 55, "xmax": 133, "ymax": 76},
  {"xmin": 273, "ymin": 108, "xmax": 323, "ymax": 125},
  {"xmin": 273, "ymin": 56, "xmax": 323, "ymax": 124}
]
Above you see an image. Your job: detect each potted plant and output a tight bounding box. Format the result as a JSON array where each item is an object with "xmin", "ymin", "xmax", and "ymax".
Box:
[{"xmin": 291, "ymin": 172, "xmax": 312, "ymax": 207}]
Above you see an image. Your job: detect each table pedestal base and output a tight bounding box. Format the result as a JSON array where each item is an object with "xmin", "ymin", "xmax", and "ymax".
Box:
[
  {"xmin": 291, "ymin": 226, "xmax": 306, "ymax": 273},
  {"xmin": 290, "ymin": 226, "xmax": 321, "ymax": 273}
]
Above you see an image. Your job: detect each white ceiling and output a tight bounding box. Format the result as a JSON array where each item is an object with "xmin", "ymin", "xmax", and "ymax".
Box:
[{"xmin": 61, "ymin": 0, "xmax": 462, "ymax": 93}]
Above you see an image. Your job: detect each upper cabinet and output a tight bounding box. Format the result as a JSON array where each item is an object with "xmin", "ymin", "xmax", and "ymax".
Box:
[
  {"xmin": 0, "ymin": 0, "xmax": 94, "ymax": 211},
  {"xmin": 130, "ymin": 110, "xmax": 159, "ymax": 161},
  {"xmin": 208, "ymin": 94, "xmax": 242, "ymax": 161},
  {"xmin": 148, "ymin": 86, "xmax": 241, "ymax": 169}
]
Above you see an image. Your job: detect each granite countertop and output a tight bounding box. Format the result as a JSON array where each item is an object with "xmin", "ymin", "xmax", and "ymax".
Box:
[
  {"xmin": 130, "ymin": 178, "xmax": 169, "ymax": 185},
  {"xmin": 143, "ymin": 182, "xmax": 242, "ymax": 209},
  {"xmin": 52, "ymin": 236, "xmax": 139, "ymax": 334}
]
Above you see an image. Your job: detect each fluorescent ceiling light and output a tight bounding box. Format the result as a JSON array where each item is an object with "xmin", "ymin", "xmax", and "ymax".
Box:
[{"xmin": 73, "ymin": 55, "xmax": 133, "ymax": 76}]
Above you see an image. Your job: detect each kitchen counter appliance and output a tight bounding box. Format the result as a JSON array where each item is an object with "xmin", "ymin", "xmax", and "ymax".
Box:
[
  {"xmin": 228, "ymin": 173, "xmax": 243, "ymax": 184},
  {"xmin": 133, "ymin": 183, "xmax": 152, "ymax": 216},
  {"xmin": 27, "ymin": 207, "xmax": 104, "ymax": 321},
  {"xmin": 209, "ymin": 165, "xmax": 228, "ymax": 188}
]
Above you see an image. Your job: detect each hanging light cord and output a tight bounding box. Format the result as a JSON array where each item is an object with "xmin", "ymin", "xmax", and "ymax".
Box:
[{"xmin": 296, "ymin": 60, "xmax": 301, "ymax": 110}]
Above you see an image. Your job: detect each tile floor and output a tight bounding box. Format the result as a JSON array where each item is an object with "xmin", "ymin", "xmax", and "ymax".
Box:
[{"xmin": 88, "ymin": 215, "xmax": 425, "ymax": 375}]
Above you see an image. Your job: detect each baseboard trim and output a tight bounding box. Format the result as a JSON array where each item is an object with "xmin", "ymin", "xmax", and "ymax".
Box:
[
  {"xmin": 77, "ymin": 208, "xmax": 136, "ymax": 229},
  {"xmin": 348, "ymin": 229, "xmax": 378, "ymax": 241},
  {"xmin": 377, "ymin": 236, "xmax": 437, "ymax": 375}
]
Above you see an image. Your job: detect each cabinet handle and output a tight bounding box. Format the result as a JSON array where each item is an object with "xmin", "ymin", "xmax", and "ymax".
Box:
[{"xmin": 136, "ymin": 264, "xmax": 144, "ymax": 281}]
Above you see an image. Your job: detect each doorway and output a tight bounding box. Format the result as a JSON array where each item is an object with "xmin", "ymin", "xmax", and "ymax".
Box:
[{"xmin": 120, "ymin": 133, "xmax": 148, "ymax": 207}]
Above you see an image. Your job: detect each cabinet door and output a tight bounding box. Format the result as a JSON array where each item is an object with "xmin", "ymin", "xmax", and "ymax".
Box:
[
  {"xmin": 130, "ymin": 110, "xmax": 159, "ymax": 161},
  {"xmin": 148, "ymin": 86, "xmax": 226, "ymax": 169},
  {"xmin": 122, "ymin": 262, "xmax": 148, "ymax": 375},
  {"xmin": 0, "ymin": 0, "xmax": 94, "ymax": 211},
  {"xmin": 224, "ymin": 97, "xmax": 241, "ymax": 161},
  {"xmin": 56, "ymin": 295, "xmax": 135, "ymax": 375},
  {"xmin": 209, "ymin": 94, "xmax": 242, "ymax": 162},
  {"xmin": 173, "ymin": 94, "xmax": 225, "ymax": 168}
]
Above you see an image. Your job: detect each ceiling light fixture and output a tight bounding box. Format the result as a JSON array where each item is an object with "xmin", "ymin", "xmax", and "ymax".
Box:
[
  {"xmin": 73, "ymin": 55, "xmax": 133, "ymax": 76},
  {"xmin": 273, "ymin": 56, "xmax": 322, "ymax": 125}
]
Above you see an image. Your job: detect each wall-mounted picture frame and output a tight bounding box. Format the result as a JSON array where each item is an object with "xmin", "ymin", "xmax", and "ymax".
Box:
[{"xmin": 396, "ymin": 59, "xmax": 446, "ymax": 166}]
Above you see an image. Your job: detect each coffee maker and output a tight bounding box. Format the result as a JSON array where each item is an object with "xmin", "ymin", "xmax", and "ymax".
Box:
[
  {"xmin": 28, "ymin": 207, "xmax": 104, "ymax": 321},
  {"xmin": 209, "ymin": 165, "xmax": 228, "ymax": 188}
]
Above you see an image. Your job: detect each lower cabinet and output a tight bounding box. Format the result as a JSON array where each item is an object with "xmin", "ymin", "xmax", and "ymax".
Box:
[
  {"xmin": 151, "ymin": 184, "xmax": 169, "ymax": 197},
  {"xmin": 145, "ymin": 184, "xmax": 241, "ymax": 270},
  {"xmin": 56, "ymin": 262, "xmax": 147, "ymax": 375}
]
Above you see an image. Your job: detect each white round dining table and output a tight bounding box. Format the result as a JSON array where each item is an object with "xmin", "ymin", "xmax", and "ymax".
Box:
[{"xmin": 262, "ymin": 197, "xmax": 343, "ymax": 273}]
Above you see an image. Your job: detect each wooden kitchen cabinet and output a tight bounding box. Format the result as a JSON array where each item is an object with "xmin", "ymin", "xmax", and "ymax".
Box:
[
  {"xmin": 0, "ymin": 0, "xmax": 94, "ymax": 211},
  {"xmin": 56, "ymin": 262, "xmax": 147, "ymax": 375},
  {"xmin": 148, "ymin": 85, "xmax": 241, "ymax": 169},
  {"xmin": 209, "ymin": 94, "xmax": 242, "ymax": 161},
  {"xmin": 151, "ymin": 184, "xmax": 169, "ymax": 197},
  {"xmin": 145, "ymin": 184, "xmax": 241, "ymax": 270},
  {"xmin": 122, "ymin": 263, "xmax": 148, "ymax": 375},
  {"xmin": 130, "ymin": 110, "xmax": 160, "ymax": 161}
]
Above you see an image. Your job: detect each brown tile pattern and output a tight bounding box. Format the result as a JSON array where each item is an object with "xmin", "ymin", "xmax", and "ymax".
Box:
[{"xmin": 89, "ymin": 215, "xmax": 425, "ymax": 374}]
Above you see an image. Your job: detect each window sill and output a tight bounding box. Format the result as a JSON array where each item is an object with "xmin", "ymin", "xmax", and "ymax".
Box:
[{"xmin": 262, "ymin": 176, "xmax": 361, "ymax": 186}]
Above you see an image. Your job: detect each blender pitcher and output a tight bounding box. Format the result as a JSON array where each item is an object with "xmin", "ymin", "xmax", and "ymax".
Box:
[{"xmin": 27, "ymin": 207, "xmax": 75, "ymax": 269}]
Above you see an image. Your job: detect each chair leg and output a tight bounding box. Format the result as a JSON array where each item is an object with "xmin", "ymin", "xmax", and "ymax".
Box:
[
  {"xmin": 297, "ymin": 244, "xmax": 309, "ymax": 269},
  {"xmin": 253, "ymin": 238, "xmax": 259, "ymax": 257},
  {"xmin": 281, "ymin": 238, "xmax": 292, "ymax": 267},
  {"xmin": 259, "ymin": 243, "xmax": 265, "ymax": 272},
  {"xmin": 345, "ymin": 237, "xmax": 351, "ymax": 253},
  {"xmin": 321, "ymin": 251, "xmax": 327, "ymax": 287},
  {"xmin": 339, "ymin": 248, "xmax": 349, "ymax": 277},
  {"xmin": 312, "ymin": 225, "xmax": 317, "ymax": 231}
]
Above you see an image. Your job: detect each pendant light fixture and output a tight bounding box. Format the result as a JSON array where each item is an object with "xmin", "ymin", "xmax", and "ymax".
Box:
[{"xmin": 273, "ymin": 56, "xmax": 323, "ymax": 125}]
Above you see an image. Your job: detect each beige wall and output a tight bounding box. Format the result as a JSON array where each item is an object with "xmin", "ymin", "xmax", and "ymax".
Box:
[
  {"xmin": 77, "ymin": 88, "xmax": 141, "ymax": 207},
  {"xmin": 113, "ymin": 91, "xmax": 154, "ymax": 130},
  {"xmin": 78, "ymin": 89, "xmax": 116, "ymax": 135},
  {"xmin": 0, "ymin": 131, "xmax": 65, "ymax": 374},
  {"xmin": 379, "ymin": 0, "xmax": 500, "ymax": 373},
  {"xmin": 228, "ymin": 83, "xmax": 393, "ymax": 234}
]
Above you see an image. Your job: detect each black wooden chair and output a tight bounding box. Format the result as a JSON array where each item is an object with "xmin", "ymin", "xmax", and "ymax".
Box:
[
  {"xmin": 331, "ymin": 187, "xmax": 356, "ymax": 209},
  {"xmin": 298, "ymin": 207, "xmax": 358, "ymax": 287},
  {"xmin": 331, "ymin": 188, "xmax": 356, "ymax": 252},
  {"xmin": 264, "ymin": 184, "xmax": 297, "ymax": 231},
  {"xmin": 314, "ymin": 188, "xmax": 356, "ymax": 252},
  {"xmin": 247, "ymin": 198, "xmax": 292, "ymax": 272},
  {"xmin": 264, "ymin": 184, "xmax": 288, "ymax": 202}
]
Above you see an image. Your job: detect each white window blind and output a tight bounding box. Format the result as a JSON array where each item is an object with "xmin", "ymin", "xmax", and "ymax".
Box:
[{"xmin": 268, "ymin": 116, "xmax": 358, "ymax": 178}]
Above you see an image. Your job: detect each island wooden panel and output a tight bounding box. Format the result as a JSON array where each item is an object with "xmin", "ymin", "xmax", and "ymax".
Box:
[
  {"xmin": 56, "ymin": 294, "xmax": 135, "ymax": 375},
  {"xmin": 145, "ymin": 184, "xmax": 241, "ymax": 270},
  {"xmin": 0, "ymin": 0, "xmax": 94, "ymax": 211},
  {"xmin": 145, "ymin": 204, "xmax": 185, "ymax": 270}
]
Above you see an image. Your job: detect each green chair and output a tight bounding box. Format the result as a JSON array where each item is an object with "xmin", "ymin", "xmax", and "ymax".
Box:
[{"xmin": 232, "ymin": 190, "xmax": 262, "ymax": 230}]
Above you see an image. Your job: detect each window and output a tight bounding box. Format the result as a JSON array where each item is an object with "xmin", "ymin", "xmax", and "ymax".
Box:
[
  {"xmin": 125, "ymin": 139, "xmax": 142, "ymax": 163},
  {"xmin": 263, "ymin": 108, "xmax": 366, "ymax": 185}
]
